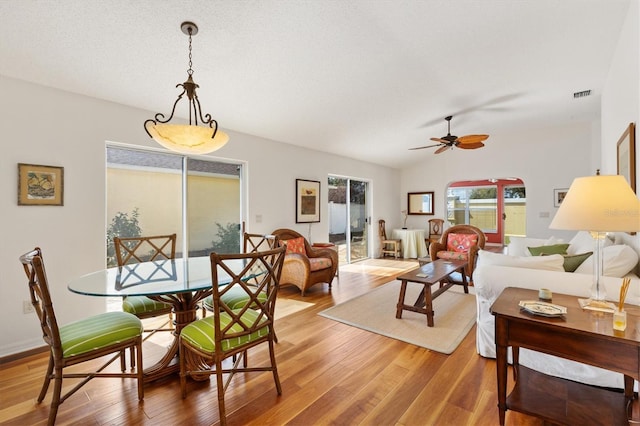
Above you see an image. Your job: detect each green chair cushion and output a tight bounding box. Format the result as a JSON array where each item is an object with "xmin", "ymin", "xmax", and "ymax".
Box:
[
  {"xmin": 180, "ymin": 309, "xmax": 269, "ymax": 353},
  {"xmin": 60, "ymin": 311, "xmax": 143, "ymax": 358},
  {"xmin": 202, "ymin": 285, "xmax": 267, "ymax": 311},
  {"xmin": 123, "ymin": 295, "xmax": 171, "ymax": 316}
]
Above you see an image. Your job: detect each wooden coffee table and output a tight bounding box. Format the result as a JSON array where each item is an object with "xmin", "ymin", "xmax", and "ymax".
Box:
[{"xmin": 395, "ymin": 258, "xmax": 467, "ymax": 327}]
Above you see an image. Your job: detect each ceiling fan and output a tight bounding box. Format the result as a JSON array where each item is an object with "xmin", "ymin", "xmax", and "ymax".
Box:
[{"xmin": 410, "ymin": 116, "xmax": 489, "ymax": 154}]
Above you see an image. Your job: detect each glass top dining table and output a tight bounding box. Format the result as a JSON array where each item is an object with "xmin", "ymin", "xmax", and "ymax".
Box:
[{"xmin": 68, "ymin": 256, "xmax": 248, "ymax": 382}]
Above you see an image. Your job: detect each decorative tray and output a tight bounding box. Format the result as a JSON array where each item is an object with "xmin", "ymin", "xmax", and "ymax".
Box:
[{"xmin": 518, "ymin": 300, "xmax": 567, "ymax": 317}]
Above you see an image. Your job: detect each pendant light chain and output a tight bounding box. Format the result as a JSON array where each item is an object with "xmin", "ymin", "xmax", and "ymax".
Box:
[{"xmin": 187, "ymin": 27, "xmax": 194, "ymax": 76}]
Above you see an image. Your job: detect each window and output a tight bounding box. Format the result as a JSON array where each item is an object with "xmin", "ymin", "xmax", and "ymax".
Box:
[
  {"xmin": 106, "ymin": 146, "xmax": 242, "ymax": 266},
  {"xmin": 447, "ymin": 185, "xmax": 497, "ymax": 232}
]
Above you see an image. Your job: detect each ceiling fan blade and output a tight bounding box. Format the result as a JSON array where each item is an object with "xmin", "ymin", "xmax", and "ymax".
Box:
[
  {"xmin": 409, "ymin": 143, "xmax": 443, "ymax": 151},
  {"xmin": 456, "ymin": 142, "xmax": 485, "ymax": 150},
  {"xmin": 457, "ymin": 134, "xmax": 489, "ymax": 144},
  {"xmin": 430, "ymin": 137, "xmax": 451, "ymax": 144},
  {"xmin": 434, "ymin": 145, "xmax": 450, "ymax": 154}
]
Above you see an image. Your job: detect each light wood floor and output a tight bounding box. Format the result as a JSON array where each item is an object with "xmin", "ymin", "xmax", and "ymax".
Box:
[{"xmin": 1, "ymin": 258, "xmax": 549, "ymax": 425}]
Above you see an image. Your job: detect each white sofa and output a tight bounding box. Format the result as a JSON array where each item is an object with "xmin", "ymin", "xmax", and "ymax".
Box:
[{"xmin": 474, "ymin": 232, "xmax": 640, "ymax": 389}]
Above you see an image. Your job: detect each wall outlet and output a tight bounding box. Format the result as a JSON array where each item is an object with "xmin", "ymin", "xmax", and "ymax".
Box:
[{"xmin": 23, "ymin": 300, "xmax": 35, "ymax": 314}]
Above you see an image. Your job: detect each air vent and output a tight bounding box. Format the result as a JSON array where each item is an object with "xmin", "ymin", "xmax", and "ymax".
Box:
[{"xmin": 573, "ymin": 90, "xmax": 591, "ymax": 99}]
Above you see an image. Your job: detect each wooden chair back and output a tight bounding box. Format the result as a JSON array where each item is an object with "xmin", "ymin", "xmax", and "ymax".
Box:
[
  {"xmin": 378, "ymin": 220, "xmax": 389, "ymax": 240},
  {"xmin": 210, "ymin": 246, "xmax": 286, "ymax": 358},
  {"xmin": 20, "ymin": 248, "xmax": 62, "ymax": 360},
  {"xmin": 113, "ymin": 234, "xmax": 177, "ymax": 266},
  {"xmin": 243, "ymin": 233, "xmax": 280, "ymax": 285},
  {"xmin": 244, "ymin": 233, "xmax": 279, "ymax": 253},
  {"xmin": 428, "ymin": 219, "xmax": 445, "ymax": 240}
]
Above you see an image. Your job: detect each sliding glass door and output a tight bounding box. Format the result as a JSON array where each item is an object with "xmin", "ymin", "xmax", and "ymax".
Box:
[
  {"xmin": 328, "ymin": 176, "xmax": 369, "ymax": 264},
  {"xmin": 106, "ymin": 146, "xmax": 242, "ymax": 265}
]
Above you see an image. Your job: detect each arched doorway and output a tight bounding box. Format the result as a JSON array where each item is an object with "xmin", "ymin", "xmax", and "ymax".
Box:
[{"xmin": 447, "ymin": 178, "xmax": 525, "ymax": 245}]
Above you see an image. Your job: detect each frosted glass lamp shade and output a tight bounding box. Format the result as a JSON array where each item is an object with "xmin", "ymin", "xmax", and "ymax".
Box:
[{"xmin": 145, "ymin": 123, "xmax": 229, "ymax": 155}]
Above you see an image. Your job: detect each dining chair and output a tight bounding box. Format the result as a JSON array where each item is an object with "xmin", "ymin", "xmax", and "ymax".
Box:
[
  {"xmin": 113, "ymin": 233, "xmax": 176, "ymax": 366},
  {"xmin": 179, "ymin": 246, "xmax": 286, "ymax": 426},
  {"xmin": 378, "ymin": 219, "xmax": 402, "ymax": 258},
  {"xmin": 19, "ymin": 247, "xmax": 144, "ymax": 426},
  {"xmin": 202, "ymin": 233, "xmax": 279, "ymax": 316},
  {"xmin": 426, "ymin": 218, "xmax": 445, "ymax": 253}
]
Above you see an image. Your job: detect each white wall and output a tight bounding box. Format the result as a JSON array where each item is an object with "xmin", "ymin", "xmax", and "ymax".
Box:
[
  {"xmin": 400, "ymin": 121, "xmax": 595, "ymax": 242},
  {"xmin": 601, "ymin": 0, "xmax": 640, "ymax": 254},
  {"xmin": 0, "ymin": 75, "xmax": 399, "ymax": 357}
]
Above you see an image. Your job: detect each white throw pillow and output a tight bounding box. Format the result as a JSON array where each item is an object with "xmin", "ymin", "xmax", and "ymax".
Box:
[
  {"xmin": 507, "ymin": 236, "xmax": 563, "ymax": 257},
  {"xmin": 574, "ymin": 244, "xmax": 639, "ymax": 277},
  {"xmin": 567, "ymin": 231, "xmax": 613, "ymax": 256},
  {"xmin": 477, "ymin": 250, "xmax": 565, "ymax": 271}
]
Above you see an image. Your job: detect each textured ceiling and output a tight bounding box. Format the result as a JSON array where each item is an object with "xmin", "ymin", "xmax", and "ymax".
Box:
[{"xmin": 0, "ymin": 0, "xmax": 631, "ymax": 168}]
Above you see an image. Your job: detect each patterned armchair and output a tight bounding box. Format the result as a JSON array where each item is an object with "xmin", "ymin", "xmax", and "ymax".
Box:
[
  {"xmin": 271, "ymin": 228, "xmax": 338, "ymax": 296},
  {"xmin": 429, "ymin": 224, "xmax": 486, "ymax": 282}
]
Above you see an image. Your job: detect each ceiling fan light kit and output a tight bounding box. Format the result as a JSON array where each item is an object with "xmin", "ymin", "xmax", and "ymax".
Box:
[
  {"xmin": 410, "ymin": 115, "xmax": 488, "ymax": 154},
  {"xmin": 144, "ymin": 21, "xmax": 229, "ymax": 155}
]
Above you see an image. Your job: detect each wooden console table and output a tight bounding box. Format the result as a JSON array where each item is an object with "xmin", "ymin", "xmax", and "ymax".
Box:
[
  {"xmin": 491, "ymin": 287, "xmax": 639, "ymax": 425},
  {"xmin": 395, "ymin": 259, "xmax": 467, "ymax": 326}
]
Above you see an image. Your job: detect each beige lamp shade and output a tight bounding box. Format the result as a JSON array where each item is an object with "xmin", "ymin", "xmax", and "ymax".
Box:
[
  {"xmin": 145, "ymin": 122, "xmax": 229, "ymax": 155},
  {"xmin": 549, "ymin": 175, "xmax": 640, "ymax": 232}
]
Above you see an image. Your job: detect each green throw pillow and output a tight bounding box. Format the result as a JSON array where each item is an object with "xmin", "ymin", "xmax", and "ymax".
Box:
[
  {"xmin": 562, "ymin": 252, "xmax": 593, "ymax": 272},
  {"xmin": 527, "ymin": 243, "xmax": 570, "ymax": 256}
]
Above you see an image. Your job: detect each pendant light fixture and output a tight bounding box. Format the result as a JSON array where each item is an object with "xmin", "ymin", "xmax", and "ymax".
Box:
[{"xmin": 144, "ymin": 21, "xmax": 229, "ymax": 154}]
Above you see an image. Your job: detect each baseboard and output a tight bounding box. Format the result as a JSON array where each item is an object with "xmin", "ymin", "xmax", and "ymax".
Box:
[{"xmin": 0, "ymin": 345, "xmax": 48, "ymax": 365}]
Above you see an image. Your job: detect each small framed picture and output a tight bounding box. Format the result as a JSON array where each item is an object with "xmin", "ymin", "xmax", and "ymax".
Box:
[
  {"xmin": 296, "ymin": 179, "xmax": 320, "ymax": 223},
  {"xmin": 553, "ymin": 188, "xmax": 568, "ymax": 207},
  {"xmin": 616, "ymin": 122, "xmax": 636, "ymax": 193},
  {"xmin": 18, "ymin": 163, "xmax": 64, "ymax": 206}
]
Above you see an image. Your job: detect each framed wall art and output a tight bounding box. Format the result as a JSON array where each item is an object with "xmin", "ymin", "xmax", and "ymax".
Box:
[
  {"xmin": 553, "ymin": 188, "xmax": 568, "ymax": 207},
  {"xmin": 296, "ymin": 179, "xmax": 320, "ymax": 223},
  {"xmin": 18, "ymin": 163, "xmax": 64, "ymax": 206},
  {"xmin": 616, "ymin": 122, "xmax": 636, "ymax": 193}
]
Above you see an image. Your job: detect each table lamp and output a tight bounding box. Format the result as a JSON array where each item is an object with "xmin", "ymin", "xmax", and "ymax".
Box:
[{"xmin": 550, "ymin": 173, "xmax": 640, "ymax": 310}]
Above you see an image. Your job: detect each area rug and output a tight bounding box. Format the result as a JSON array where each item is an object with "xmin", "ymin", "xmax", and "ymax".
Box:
[{"xmin": 318, "ymin": 280, "xmax": 476, "ymax": 354}]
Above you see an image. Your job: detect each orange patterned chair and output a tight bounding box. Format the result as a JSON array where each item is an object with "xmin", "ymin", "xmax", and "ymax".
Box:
[
  {"xmin": 429, "ymin": 224, "xmax": 486, "ymax": 283},
  {"xmin": 271, "ymin": 228, "xmax": 338, "ymax": 296}
]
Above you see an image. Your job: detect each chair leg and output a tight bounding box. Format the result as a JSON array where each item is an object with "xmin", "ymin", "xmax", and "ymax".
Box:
[
  {"xmin": 48, "ymin": 368, "xmax": 63, "ymax": 426},
  {"xmin": 268, "ymin": 339, "xmax": 282, "ymax": 395},
  {"xmin": 215, "ymin": 359, "xmax": 227, "ymax": 426},
  {"xmin": 130, "ymin": 346, "xmax": 136, "ymax": 369},
  {"xmin": 37, "ymin": 354, "xmax": 54, "ymax": 403},
  {"xmin": 135, "ymin": 339, "xmax": 144, "ymax": 401},
  {"xmin": 179, "ymin": 340, "xmax": 188, "ymax": 399}
]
